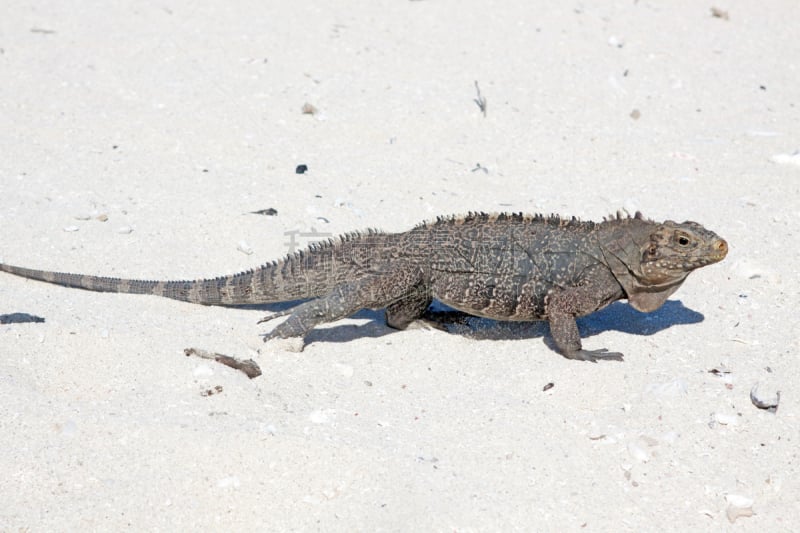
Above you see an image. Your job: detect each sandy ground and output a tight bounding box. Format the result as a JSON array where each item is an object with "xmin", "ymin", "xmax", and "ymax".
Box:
[{"xmin": 1, "ymin": 1, "xmax": 799, "ymax": 530}]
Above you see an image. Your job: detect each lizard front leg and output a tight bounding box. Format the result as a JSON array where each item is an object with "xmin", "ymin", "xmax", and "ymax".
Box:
[
  {"xmin": 547, "ymin": 311, "xmax": 623, "ymax": 362},
  {"xmin": 545, "ymin": 270, "xmax": 625, "ymax": 362},
  {"xmin": 385, "ymin": 287, "xmax": 432, "ymax": 330}
]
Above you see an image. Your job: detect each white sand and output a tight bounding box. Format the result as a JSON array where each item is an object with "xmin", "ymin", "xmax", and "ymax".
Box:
[{"xmin": 2, "ymin": 1, "xmax": 798, "ymax": 530}]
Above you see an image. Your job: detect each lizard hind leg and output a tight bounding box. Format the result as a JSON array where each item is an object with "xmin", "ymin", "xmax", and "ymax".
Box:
[
  {"xmin": 262, "ymin": 275, "xmax": 420, "ymax": 342},
  {"xmin": 262, "ymin": 298, "xmax": 334, "ymax": 341}
]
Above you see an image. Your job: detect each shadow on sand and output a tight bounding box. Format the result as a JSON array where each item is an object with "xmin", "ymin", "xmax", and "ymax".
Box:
[{"xmin": 250, "ymin": 299, "xmax": 704, "ymax": 348}]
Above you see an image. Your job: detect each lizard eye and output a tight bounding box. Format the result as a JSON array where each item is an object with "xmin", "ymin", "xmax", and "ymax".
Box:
[{"xmin": 677, "ymin": 234, "xmax": 690, "ymax": 246}]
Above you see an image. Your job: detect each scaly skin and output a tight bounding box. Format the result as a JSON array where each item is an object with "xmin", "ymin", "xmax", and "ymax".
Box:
[{"xmin": 0, "ymin": 211, "xmax": 728, "ymax": 361}]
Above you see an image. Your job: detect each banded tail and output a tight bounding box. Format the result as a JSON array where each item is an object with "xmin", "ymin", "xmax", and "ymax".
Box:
[
  {"xmin": 0, "ymin": 262, "xmax": 272, "ymax": 305},
  {"xmin": 0, "ymin": 229, "xmax": 391, "ymax": 306}
]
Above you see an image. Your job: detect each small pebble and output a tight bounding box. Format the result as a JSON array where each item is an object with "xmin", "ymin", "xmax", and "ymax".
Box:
[
  {"xmin": 63, "ymin": 225, "xmax": 80, "ymax": 232},
  {"xmin": 237, "ymin": 241, "xmax": 254, "ymax": 255},
  {"xmin": 711, "ymin": 412, "xmax": 738, "ymax": 427},
  {"xmin": 750, "ymin": 382, "xmax": 780, "ymax": 412},
  {"xmin": 725, "ymin": 494, "xmax": 754, "ymax": 523},
  {"xmin": 711, "ymin": 7, "xmax": 730, "ymax": 20},
  {"xmin": 250, "ymin": 208, "xmax": 278, "ymax": 216},
  {"xmin": 117, "ymin": 226, "xmax": 133, "ymax": 234}
]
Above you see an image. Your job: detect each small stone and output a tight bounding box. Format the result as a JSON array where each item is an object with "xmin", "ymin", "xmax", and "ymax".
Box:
[
  {"xmin": 63, "ymin": 225, "xmax": 80, "ymax": 232},
  {"xmin": 712, "ymin": 412, "xmax": 738, "ymax": 426},
  {"xmin": 725, "ymin": 494, "xmax": 754, "ymax": 523},
  {"xmin": 250, "ymin": 208, "xmax": 278, "ymax": 216},
  {"xmin": 750, "ymin": 382, "xmax": 780, "ymax": 412},
  {"xmin": 117, "ymin": 226, "xmax": 133, "ymax": 234},
  {"xmin": 711, "ymin": 7, "xmax": 730, "ymax": 20}
]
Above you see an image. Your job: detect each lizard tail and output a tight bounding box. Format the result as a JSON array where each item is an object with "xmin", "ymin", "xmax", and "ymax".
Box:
[
  {"xmin": 0, "ymin": 262, "xmax": 263, "ymax": 305},
  {"xmin": 0, "ymin": 229, "xmax": 389, "ymax": 306}
]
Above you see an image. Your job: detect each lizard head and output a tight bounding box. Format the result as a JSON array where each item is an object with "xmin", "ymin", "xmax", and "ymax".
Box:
[
  {"xmin": 601, "ymin": 215, "xmax": 728, "ymax": 312},
  {"xmin": 638, "ymin": 220, "xmax": 728, "ymax": 284}
]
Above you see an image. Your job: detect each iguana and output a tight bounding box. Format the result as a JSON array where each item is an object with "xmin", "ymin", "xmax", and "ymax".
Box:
[{"xmin": 0, "ymin": 211, "xmax": 728, "ymax": 361}]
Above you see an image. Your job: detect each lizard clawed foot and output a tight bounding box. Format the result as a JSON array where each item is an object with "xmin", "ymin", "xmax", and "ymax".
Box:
[
  {"xmin": 258, "ymin": 312, "xmax": 306, "ymax": 353},
  {"xmin": 258, "ymin": 311, "xmax": 291, "ymax": 343},
  {"xmin": 563, "ymin": 348, "xmax": 624, "ymax": 363},
  {"xmin": 261, "ymin": 330, "xmax": 280, "ymax": 342}
]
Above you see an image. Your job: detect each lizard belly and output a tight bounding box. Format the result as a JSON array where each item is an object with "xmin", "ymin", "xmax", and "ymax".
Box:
[{"xmin": 434, "ymin": 275, "xmax": 548, "ymax": 322}]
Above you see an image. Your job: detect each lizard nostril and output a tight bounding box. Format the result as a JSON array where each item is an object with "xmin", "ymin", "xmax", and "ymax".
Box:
[{"xmin": 715, "ymin": 239, "xmax": 728, "ymax": 256}]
